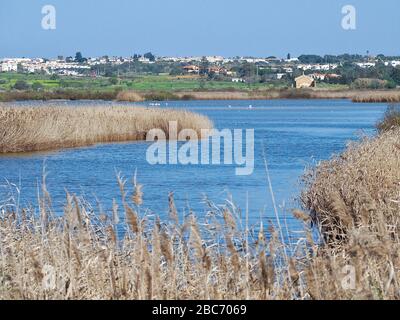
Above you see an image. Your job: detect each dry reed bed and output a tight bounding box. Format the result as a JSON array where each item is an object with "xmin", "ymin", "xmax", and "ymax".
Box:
[
  {"xmin": 1, "ymin": 169, "xmax": 400, "ymax": 300},
  {"xmin": 0, "ymin": 177, "xmax": 295, "ymax": 300},
  {"xmin": 377, "ymin": 105, "xmax": 400, "ymax": 133},
  {"xmin": 116, "ymin": 89, "xmax": 400, "ymax": 102},
  {"xmin": 298, "ymin": 128, "xmax": 400, "ymax": 299},
  {"xmin": 0, "ymin": 105, "xmax": 213, "ymax": 153},
  {"xmin": 3, "ymin": 88, "xmax": 400, "ymax": 103},
  {"xmin": 116, "ymin": 89, "xmax": 355, "ymax": 102},
  {"xmin": 352, "ymin": 91, "xmax": 400, "ymax": 103},
  {"xmin": 302, "ymin": 128, "xmax": 400, "ymax": 246}
]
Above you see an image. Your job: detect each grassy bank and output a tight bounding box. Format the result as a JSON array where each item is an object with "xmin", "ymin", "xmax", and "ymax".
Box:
[
  {"xmin": 0, "ymin": 105, "xmax": 213, "ymax": 153},
  {"xmin": 0, "ymin": 90, "xmax": 119, "ymax": 102}
]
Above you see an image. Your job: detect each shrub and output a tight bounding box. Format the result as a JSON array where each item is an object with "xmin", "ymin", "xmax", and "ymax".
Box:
[
  {"xmin": 13, "ymin": 80, "xmax": 30, "ymax": 90},
  {"xmin": 351, "ymin": 78, "xmax": 388, "ymax": 89}
]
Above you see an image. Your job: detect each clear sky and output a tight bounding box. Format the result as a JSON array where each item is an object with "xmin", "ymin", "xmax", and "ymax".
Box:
[{"xmin": 0, "ymin": 0, "xmax": 399, "ymax": 58}]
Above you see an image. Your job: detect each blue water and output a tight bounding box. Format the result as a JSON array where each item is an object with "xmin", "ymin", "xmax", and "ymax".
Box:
[{"xmin": 0, "ymin": 99, "xmax": 387, "ymax": 234}]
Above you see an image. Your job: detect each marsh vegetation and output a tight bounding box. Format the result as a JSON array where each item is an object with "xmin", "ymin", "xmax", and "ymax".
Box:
[{"xmin": 0, "ymin": 104, "xmax": 213, "ymax": 153}]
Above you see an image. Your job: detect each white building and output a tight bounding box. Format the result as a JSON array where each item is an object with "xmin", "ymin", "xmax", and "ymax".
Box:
[
  {"xmin": 285, "ymin": 58, "xmax": 299, "ymax": 63},
  {"xmin": 206, "ymin": 56, "xmax": 224, "ymax": 63},
  {"xmin": 297, "ymin": 63, "xmax": 338, "ymax": 71},
  {"xmin": 232, "ymin": 78, "xmax": 245, "ymax": 83},
  {"xmin": 384, "ymin": 61, "xmax": 400, "ymax": 67},
  {"xmin": 0, "ymin": 61, "xmax": 18, "ymax": 72},
  {"xmin": 355, "ymin": 62, "xmax": 376, "ymax": 68}
]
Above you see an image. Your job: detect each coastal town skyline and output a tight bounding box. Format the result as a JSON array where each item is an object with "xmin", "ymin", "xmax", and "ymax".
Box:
[
  {"xmin": 2, "ymin": 51, "xmax": 400, "ymax": 60},
  {"xmin": 2, "ymin": 52, "xmax": 399, "ymax": 79}
]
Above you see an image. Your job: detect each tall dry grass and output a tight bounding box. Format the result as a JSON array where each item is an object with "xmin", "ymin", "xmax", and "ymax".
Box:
[
  {"xmin": 116, "ymin": 91, "xmax": 145, "ymax": 102},
  {"xmin": 352, "ymin": 91, "xmax": 400, "ymax": 103},
  {"xmin": 1, "ymin": 166, "xmax": 399, "ymax": 300},
  {"xmin": 115, "ymin": 89, "xmax": 400, "ymax": 102},
  {"xmin": 116, "ymin": 89, "xmax": 354, "ymax": 101},
  {"xmin": 298, "ymin": 128, "xmax": 400, "ymax": 299},
  {"xmin": 0, "ymin": 175, "xmax": 293, "ymax": 300},
  {"xmin": 376, "ymin": 105, "xmax": 400, "ymax": 133},
  {"xmin": 3, "ymin": 88, "xmax": 400, "ymax": 103},
  {"xmin": 302, "ymin": 128, "xmax": 400, "ymax": 246},
  {"xmin": 116, "ymin": 91, "xmax": 181, "ymax": 102},
  {"xmin": 0, "ymin": 105, "xmax": 213, "ymax": 153}
]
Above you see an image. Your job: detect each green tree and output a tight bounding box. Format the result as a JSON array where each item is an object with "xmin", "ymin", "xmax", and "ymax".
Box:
[
  {"xmin": 13, "ymin": 80, "xmax": 30, "ymax": 90},
  {"xmin": 298, "ymin": 54, "xmax": 324, "ymax": 64},
  {"xmin": 144, "ymin": 52, "xmax": 156, "ymax": 62},
  {"xmin": 237, "ymin": 62, "xmax": 256, "ymax": 78},
  {"xmin": 391, "ymin": 67, "xmax": 400, "ymax": 85},
  {"xmin": 75, "ymin": 52, "xmax": 87, "ymax": 63}
]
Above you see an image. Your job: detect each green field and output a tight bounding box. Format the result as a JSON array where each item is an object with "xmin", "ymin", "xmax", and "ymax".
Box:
[
  {"xmin": 0, "ymin": 72, "xmax": 294, "ymax": 92},
  {"xmin": 0, "ymin": 73, "xmax": 115, "ymax": 91}
]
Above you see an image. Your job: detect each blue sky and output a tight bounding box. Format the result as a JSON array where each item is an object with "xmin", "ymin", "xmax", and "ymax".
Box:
[{"xmin": 0, "ymin": 0, "xmax": 399, "ymax": 58}]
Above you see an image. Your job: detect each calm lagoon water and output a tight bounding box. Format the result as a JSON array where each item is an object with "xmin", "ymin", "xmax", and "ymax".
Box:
[{"xmin": 0, "ymin": 99, "xmax": 387, "ymax": 233}]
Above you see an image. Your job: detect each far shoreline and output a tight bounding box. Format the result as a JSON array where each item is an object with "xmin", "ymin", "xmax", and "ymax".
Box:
[{"xmin": 1, "ymin": 88, "xmax": 400, "ymax": 103}]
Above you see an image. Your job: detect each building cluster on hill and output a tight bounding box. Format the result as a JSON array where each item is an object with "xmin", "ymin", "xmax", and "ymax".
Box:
[{"xmin": 1, "ymin": 53, "xmax": 400, "ymax": 88}]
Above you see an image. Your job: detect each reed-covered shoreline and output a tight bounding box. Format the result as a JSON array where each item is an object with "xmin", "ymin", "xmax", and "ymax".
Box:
[
  {"xmin": 302, "ymin": 128, "xmax": 400, "ymax": 244},
  {"xmin": 119, "ymin": 88, "xmax": 400, "ymax": 102},
  {"xmin": 0, "ymin": 105, "xmax": 213, "ymax": 153},
  {"xmin": 2, "ymin": 88, "xmax": 400, "ymax": 103}
]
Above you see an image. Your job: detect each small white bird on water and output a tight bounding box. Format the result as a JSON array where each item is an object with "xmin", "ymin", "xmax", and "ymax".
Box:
[{"xmin": 248, "ymin": 104, "xmax": 253, "ymax": 109}]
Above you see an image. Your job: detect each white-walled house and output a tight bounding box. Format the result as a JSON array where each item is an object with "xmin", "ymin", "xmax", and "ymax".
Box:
[
  {"xmin": 384, "ymin": 61, "xmax": 400, "ymax": 67},
  {"xmin": 0, "ymin": 61, "xmax": 18, "ymax": 72},
  {"xmin": 355, "ymin": 62, "xmax": 376, "ymax": 68}
]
